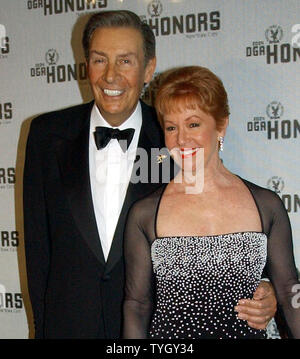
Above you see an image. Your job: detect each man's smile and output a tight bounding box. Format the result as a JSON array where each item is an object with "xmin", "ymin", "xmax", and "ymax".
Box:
[{"xmin": 103, "ymin": 88, "xmax": 125, "ymax": 97}]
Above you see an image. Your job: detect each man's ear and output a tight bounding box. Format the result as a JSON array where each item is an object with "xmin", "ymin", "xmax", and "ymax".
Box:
[{"xmin": 144, "ymin": 56, "xmax": 157, "ymax": 84}]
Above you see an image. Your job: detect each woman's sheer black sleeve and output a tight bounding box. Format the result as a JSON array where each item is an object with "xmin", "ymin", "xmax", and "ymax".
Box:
[
  {"xmin": 243, "ymin": 179, "xmax": 300, "ymax": 338},
  {"xmin": 122, "ymin": 200, "xmax": 154, "ymax": 339},
  {"xmin": 261, "ymin": 190, "xmax": 300, "ymax": 338}
]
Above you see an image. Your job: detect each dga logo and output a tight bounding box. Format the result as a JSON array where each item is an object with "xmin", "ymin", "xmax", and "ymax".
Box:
[
  {"xmin": 27, "ymin": 0, "xmax": 107, "ymax": 16},
  {"xmin": 27, "ymin": 0, "xmax": 43, "ymax": 9},
  {"xmin": 247, "ymin": 101, "xmax": 300, "ymax": 140},
  {"xmin": 142, "ymin": 2, "xmax": 221, "ymax": 38},
  {"xmin": 266, "ymin": 101, "xmax": 284, "ymax": 120},
  {"xmin": 45, "ymin": 49, "xmax": 59, "ymax": 65},
  {"xmin": 267, "ymin": 176, "xmax": 284, "ymax": 194},
  {"xmin": 147, "ymin": 0, "xmax": 163, "ymax": 17},
  {"xmin": 267, "ymin": 177, "xmax": 300, "ymax": 213},
  {"xmin": 30, "ymin": 49, "xmax": 87, "ymax": 84},
  {"xmin": 246, "ymin": 24, "xmax": 300, "ymax": 64},
  {"xmin": 265, "ymin": 25, "xmax": 283, "ymax": 44}
]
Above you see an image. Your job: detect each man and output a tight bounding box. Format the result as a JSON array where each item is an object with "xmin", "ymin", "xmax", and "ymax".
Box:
[{"xmin": 23, "ymin": 10, "xmax": 276, "ymax": 339}]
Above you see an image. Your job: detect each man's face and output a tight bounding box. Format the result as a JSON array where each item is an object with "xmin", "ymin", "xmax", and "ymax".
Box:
[{"xmin": 87, "ymin": 27, "xmax": 156, "ymax": 126}]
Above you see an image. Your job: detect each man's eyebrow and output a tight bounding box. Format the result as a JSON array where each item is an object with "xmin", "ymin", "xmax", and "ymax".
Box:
[
  {"xmin": 89, "ymin": 50, "xmax": 106, "ymax": 56},
  {"xmin": 117, "ymin": 52, "xmax": 137, "ymax": 58},
  {"xmin": 89, "ymin": 50, "xmax": 138, "ymax": 58}
]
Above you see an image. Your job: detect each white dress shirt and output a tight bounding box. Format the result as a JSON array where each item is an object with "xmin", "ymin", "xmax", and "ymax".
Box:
[{"xmin": 89, "ymin": 102, "xmax": 142, "ymax": 261}]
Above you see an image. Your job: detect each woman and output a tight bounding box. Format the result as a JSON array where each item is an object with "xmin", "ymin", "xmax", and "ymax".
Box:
[{"xmin": 122, "ymin": 66, "xmax": 300, "ymax": 339}]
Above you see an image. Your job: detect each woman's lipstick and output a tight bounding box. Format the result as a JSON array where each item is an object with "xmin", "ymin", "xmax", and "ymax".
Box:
[{"xmin": 180, "ymin": 148, "xmax": 199, "ymax": 159}]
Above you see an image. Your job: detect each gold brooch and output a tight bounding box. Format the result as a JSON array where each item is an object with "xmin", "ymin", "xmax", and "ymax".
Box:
[{"xmin": 156, "ymin": 154, "xmax": 167, "ymax": 164}]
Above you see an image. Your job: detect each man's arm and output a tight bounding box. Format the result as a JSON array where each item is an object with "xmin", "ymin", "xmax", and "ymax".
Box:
[
  {"xmin": 23, "ymin": 118, "xmax": 50, "ymax": 338},
  {"xmin": 234, "ymin": 281, "xmax": 277, "ymax": 330}
]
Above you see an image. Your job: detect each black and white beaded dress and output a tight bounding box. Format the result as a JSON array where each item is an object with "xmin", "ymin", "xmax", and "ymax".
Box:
[
  {"xmin": 149, "ymin": 232, "xmax": 267, "ymax": 339},
  {"xmin": 123, "ymin": 178, "xmax": 300, "ymax": 339}
]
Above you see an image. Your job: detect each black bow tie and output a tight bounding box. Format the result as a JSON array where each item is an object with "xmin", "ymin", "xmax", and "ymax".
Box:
[{"xmin": 94, "ymin": 126, "xmax": 135, "ymax": 152}]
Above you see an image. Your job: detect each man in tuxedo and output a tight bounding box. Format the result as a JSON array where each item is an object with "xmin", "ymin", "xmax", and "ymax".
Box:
[{"xmin": 23, "ymin": 10, "xmax": 276, "ymax": 339}]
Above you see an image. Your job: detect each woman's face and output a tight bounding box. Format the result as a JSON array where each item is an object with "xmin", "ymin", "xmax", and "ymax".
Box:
[{"xmin": 163, "ymin": 107, "xmax": 225, "ymax": 173}]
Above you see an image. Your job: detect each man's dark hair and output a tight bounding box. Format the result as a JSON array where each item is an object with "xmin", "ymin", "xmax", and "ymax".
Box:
[{"xmin": 82, "ymin": 10, "xmax": 156, "ymax": 65}]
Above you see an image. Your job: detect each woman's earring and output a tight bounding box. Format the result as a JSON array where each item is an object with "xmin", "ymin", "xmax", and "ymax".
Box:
[{"xmin": 219, "ymin": 136, "xmax": 224, "ymax": 152}]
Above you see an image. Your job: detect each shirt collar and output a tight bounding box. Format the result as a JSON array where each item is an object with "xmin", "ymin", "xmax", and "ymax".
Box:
[{"xmin": 90, "ymin": 101, "xmax": 142, "ymax": 133}]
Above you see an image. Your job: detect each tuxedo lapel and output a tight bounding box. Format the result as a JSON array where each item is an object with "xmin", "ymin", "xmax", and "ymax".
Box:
[
  {"xmin": 104, "ymin": 101, "xmax": 166, "ymax": 275},
  {"xmin": 56, "ymin": 104, "xmax": 106, "ymax": 266}
]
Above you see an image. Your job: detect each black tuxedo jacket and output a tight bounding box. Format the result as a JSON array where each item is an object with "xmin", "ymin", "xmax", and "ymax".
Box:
[{"xmin": 23, "ymin": 100, "xmax": 170, "ymax": 338}]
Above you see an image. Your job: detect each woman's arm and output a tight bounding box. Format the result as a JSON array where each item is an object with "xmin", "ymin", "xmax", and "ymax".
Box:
[
  {"xmin": 266, "ymin": 193, "xmax": 300, "ymax": 338},
  {"xmin": 122, "ymin": 203, "xmax": 154, "ymax": 339}
]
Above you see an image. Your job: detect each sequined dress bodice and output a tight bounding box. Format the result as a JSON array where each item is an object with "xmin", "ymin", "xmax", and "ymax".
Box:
[{"xmin": 149, "ymin": 232, "xmax": 267, "ymax": 339}]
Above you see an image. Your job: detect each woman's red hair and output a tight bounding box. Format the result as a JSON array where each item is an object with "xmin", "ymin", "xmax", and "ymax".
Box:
[{"xmin": 155, "ymin": 66, "xmax": 230, "ymax": 130}]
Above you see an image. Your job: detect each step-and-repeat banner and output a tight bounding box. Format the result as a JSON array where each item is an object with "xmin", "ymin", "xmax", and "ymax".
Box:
[{"xmin": 0, "ymin": 0, "xmax": 299, "ymax": 338}]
